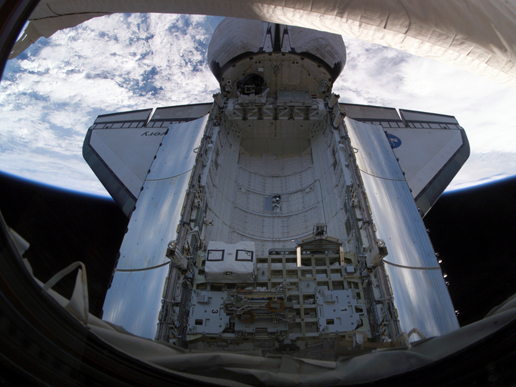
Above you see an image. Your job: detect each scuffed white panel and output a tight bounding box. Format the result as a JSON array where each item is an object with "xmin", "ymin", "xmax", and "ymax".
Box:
[
  {"xmin": 90, "ymin": 128, "xmax": 165, "ymax": 197},
  {"xmin": 205, "ymin": 241, "xmax": 256, "ymax": 283},
  {"xmin": 231, "ymin": 206, "xmax": 321, "ymax": 241},
  {"xmin": 236, "ymin": 164, "xmax": 314, "ymax": 195},
  {"xmin": 388, "ymin": 128, "xmax": 463, "ymax": 198}
]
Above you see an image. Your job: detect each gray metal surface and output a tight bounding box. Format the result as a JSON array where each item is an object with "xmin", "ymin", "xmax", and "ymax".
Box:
[
  {"xmin": 346, "ymin": 117, "xmax": 459, "ymax": 337},
  {"xmin": 234, "ymin": 315, "xmax": 289, "ymax": 334},
  {"xmin": 187, "ymin": 291, "xmax": 230, "ymax": 335},
  {"xmin": 316, "ymin": 289, "xmax": 361, "ymax": 333},
  {"xmin": 102, "ymin": 115, "xmax": 209, "ymax": 338}
]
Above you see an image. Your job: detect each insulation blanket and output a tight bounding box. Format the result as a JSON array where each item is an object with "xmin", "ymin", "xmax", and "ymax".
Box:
[
  {"xmin": 31, "ymin": 258, "xmax": 516, "ymax": 386},
  {"xmin": 205, "ymin": 241, "xmax": 256, "ymax": 283}
]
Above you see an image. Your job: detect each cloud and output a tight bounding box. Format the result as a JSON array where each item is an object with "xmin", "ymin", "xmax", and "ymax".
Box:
[
  {"xmin": 1, "ymin": 15, "xmax": 514, "ymax": 197},
  {"xmin": 334, "ymin": 37, "xmax": 516, "ymax": 190},
  {"xmin": 0, "ymin": 13, "xmax": 220, "ymax": 196}
]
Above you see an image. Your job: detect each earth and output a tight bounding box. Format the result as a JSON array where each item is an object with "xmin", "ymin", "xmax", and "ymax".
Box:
[{"xmin": 1, "ymin": 13, "xmax": 515, "ymax": 197}]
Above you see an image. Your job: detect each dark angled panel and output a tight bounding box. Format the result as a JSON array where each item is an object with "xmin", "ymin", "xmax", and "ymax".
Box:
[
  {"xmin": 95, "ymin": 108, "xmax": 153, "ymax": 124},
  {"xmin": 83, "ymin": 128, "xmax": 136, "ymax": 217},
  {"xmin": 150, "ymin": 103, "xmax": 212, "ymax": 123},
  {"xmin": 400, "ymin": 109, "xmax": 459, "ymax": 125},
  {"xmin": 340, "ymin": 103, "xmax": 402, "ymax": 122},
  {"xmin": 417, "ymin": 129, "xmax": 470, "ymax": 216}
]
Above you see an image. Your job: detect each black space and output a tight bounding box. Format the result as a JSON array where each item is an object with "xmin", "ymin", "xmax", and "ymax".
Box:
[
  {"xmin": 424, "ymin": 176, "xmax": 516, "ymax": 326},
  {"xmin": 0, "ymin": 172, "xmax": 128, "ymax": 317},
  {"xmin": 0, "ymin": 171, "xmax": 515, "ymax": 326}
]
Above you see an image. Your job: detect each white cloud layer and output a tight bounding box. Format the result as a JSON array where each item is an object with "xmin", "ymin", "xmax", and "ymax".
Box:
[
  {"xmin": 333, "ymin": 38, "xmax": 516, "ymax": 190},
  {"xmin": 0, "ymin": 14, "xmax": 515, "ymax": 197},
  {"xmin": 0, "ymin": 13, "xmax": 219, "ymax": 196}
]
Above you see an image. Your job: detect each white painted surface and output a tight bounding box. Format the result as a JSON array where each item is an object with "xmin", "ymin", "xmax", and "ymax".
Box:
[
  {"xmin": 90, "ymin": 128, "xmax": 164, "ymax": 197},
  {"xmin": 389, "ymin": 128, "xmax": 463, "ymax": 197},
  {"xmin": 205, "ymin": 241, "xmax": 256, "ymax": 283}
]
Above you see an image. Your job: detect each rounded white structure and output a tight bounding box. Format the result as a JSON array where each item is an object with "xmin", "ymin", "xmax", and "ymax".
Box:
[{"xmin": 207, "ymin": 18, "xmax": 346, "ymax": 98}]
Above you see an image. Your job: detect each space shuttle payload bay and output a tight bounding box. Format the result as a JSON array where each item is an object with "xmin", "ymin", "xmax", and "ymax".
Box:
[{"xmin": 83, "ymin": 18, "xmax": 469, "ymax": 357}]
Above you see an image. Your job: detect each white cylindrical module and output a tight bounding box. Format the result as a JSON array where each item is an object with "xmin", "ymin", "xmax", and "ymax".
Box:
[{"xmin": 207, "ymin": 18, "xmax": 346, "ymax": 98}]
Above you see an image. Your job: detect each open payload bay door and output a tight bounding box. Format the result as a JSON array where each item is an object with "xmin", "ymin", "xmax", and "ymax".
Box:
[
  {"xmin": 83, "ymin": 104, "xmax": 212, "ymax": 216},
  {"xmin": 341, "ymin": 103, "xmax": 469, "ymax": 216},
  {"xmin": 101, "ymin": 115, "xmax": 209, "ymax": 339},
  {"xmin": 392, "ymin": 109, "xmax": 470, "ymax": 215}
]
